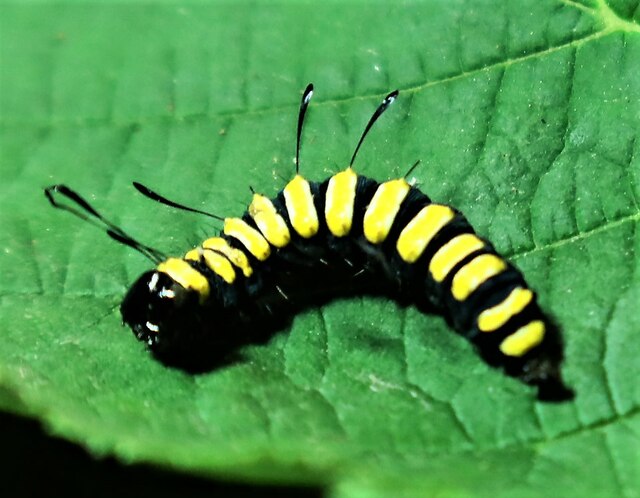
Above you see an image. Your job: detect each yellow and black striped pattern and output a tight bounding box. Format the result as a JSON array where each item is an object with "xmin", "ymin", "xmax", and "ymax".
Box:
[
  {"xmin": 155, "ymin": 168, "xmax": 546, "ymax": 359},
  {"xmin": 325, "ymin": 167, "xmax": 358, "ymax": 237}
]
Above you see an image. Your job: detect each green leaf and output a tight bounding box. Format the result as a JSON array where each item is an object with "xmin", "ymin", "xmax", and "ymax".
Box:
[{"xmin": 1, "ymin": 0, "xmax": 639, "ymax": 497}]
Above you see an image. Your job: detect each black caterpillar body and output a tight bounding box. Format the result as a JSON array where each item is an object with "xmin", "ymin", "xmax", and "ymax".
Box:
[{"xmin": 46, "ymin": 85, "xmax": 573, "ymax": 401}]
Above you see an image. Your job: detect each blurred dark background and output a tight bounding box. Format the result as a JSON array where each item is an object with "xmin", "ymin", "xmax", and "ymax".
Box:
[{"xmin": 0, "ymin": 411, "xmax": 323, "ymax": 498}]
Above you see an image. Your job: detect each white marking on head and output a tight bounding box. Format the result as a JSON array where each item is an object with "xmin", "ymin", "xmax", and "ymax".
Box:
[
  {"xmin": 145, "ymin": 321, "xmax": 160, "ymax": 333},
  {"xmin": 159, "ymin": 288, "xmax": 175, "ymax": 299},
  {"xmin": 148, "ymin": 272, "xmax": 160, "ymax": 291}
]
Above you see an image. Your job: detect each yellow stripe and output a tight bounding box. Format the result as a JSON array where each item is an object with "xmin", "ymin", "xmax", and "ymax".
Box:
[
  {"xmin": 325, "ymin": 167, "xmax": 358, "ymax": 237},
  {"xmin": 201, "ymin": 250, "xmax": 236, "ymax": 284},
  {"xmin": 499, "ymin": 320, "xmax": 546, "ymax": 357},
  {"xmin": 248, "ymin": 194, "xmax": 291, "ymax": 248},
  {"xmin": 223, "ymin": 218, "xmax": 271, "ymax": 261},
  {"xmin": 451, "ymin": 253, "xmax": 507, "ymax": 301},
  {"xmin": 202, "ymin": 237, "xmax": 253, "ymax": 277},
  {"xmin": 283, "ymin": 175, "xmax": 319, "ymax": 238},
  {"xmin": 429, "ymin": 234, "xmax": 485, "ymax": 282},
  {"xmin": 363, "ymin": 179, "xmax": 411, "ymax": 244},
  {"xmin": 185, "ymin": 248, "xmax": 236, "ymax": 284},
  {"xmin": 156, "ymin": 258, "xmax": 210, "ymax": 300},
  {"xmin": 477, "ymin": 287, "xmax": 534, "ymax": 332},
  {"xmin": 396, "ymin": 204, "xmax": 455, "ymax": 263},
  {"xmin": 184, "ymin": 249, "xmax": 200, "ymax": 261}
]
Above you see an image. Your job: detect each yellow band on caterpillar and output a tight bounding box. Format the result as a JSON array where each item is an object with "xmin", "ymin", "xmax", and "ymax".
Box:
[
  {"xmin": 249, "ymin": 194, "xmax": 291, "ymax": 248},
  {"xmin": 477, "ymin": 287, "xmax": 534, "ymax": 332},
  {"xmin": 429, "ymin": 233, "xmax": 485, "ymax": 282},
  {"xmin": 499, "ymin": 320, "xmax": 546, "ymax": 357},
  {"xmin": 396, "ymin": 204, "xmax": 455, "ymax": 263},
  {"xmin": 184, "ymin": 249, "xmax": 200, "ymax": 261},
  {"xmin": 223, "ymin": 218, "xmax": 271, "ymax": 261},
  {"xmin": 364, "ymin": 178, "xmax": 410, "ymax": 244},
  {"xmin": 325, "ymin": 167, "xmax": 358, "ymax": 237},
  {"xmin": 283, "ymin": 175, "xmax": 319, "ymax": 238},
  {"xmin": 451, "ymin": 253, "xmax": 506, "ymax": 301},
  {"xmin": 202, "ymin": 250, "xmax": 236, "ymax": 284},
  {"xmin": 202, "ymin": 237, "xmax": 253, "ymax": 277},
  {"xmin": 157, "ymin": 258, "xmax": 210, "ymax": 301},
  {"xmin": 185, "ymin": 248, "xmax": 236, "ymax": 284}
]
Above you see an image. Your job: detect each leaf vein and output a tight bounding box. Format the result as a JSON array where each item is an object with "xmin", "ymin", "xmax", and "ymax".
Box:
[
  {"xmin": 0, "ymin": 30, "xmax": 613, "ymax": 131},
  {"xmin": 511, "ymin": 210, "xmax": 640, "ymax": 260}
]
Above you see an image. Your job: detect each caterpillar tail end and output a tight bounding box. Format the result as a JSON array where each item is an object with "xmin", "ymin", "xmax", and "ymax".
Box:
[
  {"xmin": 520, "ymin": 354, "xmax": 574, "ymax": 402},
  {"xmin": 505, "ymin": 321, "xmax": 574, "ymax": 403},
  {"xmin": 535, "ymin": 376, "xmax": 575, "ymax": 402}
]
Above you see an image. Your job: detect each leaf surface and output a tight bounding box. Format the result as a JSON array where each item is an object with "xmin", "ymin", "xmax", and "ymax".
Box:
[{"xmin": 1, "ymin": 1, "xmax": 639, "ymax": 496}]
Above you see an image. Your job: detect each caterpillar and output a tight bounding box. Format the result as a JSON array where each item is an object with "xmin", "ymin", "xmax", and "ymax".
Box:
[{"xmin": 45, "ymin": 84, "xmax": 573, "ymax": 402}]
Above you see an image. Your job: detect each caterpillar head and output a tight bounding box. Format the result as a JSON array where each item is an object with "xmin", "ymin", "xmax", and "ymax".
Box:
[
  {"xmin": 120, "ymin": 271, "xmax": 204, "ymax": 356},
  {"xmin": 120, "ymin": 270, "xmax": 247, "ymax": 371}
]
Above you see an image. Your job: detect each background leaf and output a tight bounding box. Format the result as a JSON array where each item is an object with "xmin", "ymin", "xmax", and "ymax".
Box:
[{"xmin": 1, "ymin": 0, "xmax": 639, "ymax": 497}]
